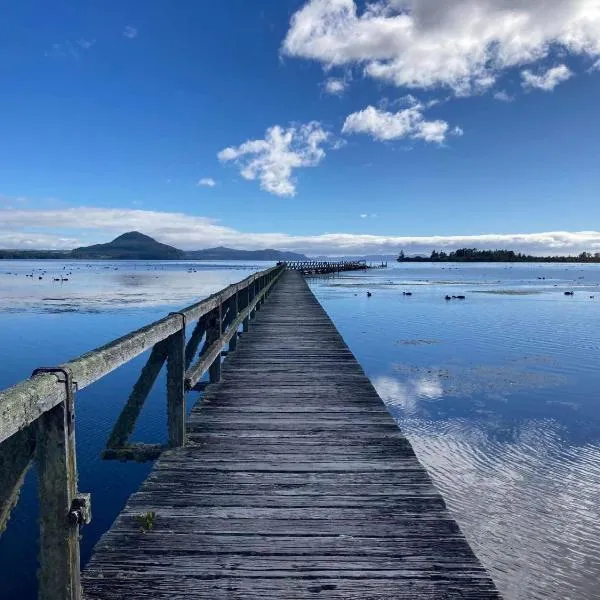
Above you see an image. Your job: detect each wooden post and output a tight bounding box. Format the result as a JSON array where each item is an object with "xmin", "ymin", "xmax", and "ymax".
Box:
[
  {"xmin": 229, "ymin": 292, "xmax": 239, "ymax": 352},
  {"xmin": 243, "ymin": 285, "xmax": 251, "ymax": 332},
  {"xmin": 166, "ymin": 316, "xmax": 186, "ymax": 448},
  {"xmin": 35, "ymin": 376, "xmax": 82, "ymax": 600},
  {"xmin": 257, "ymin": 276, "xmax": 263, "ymax": 309},
  {"xmin": 208, "ymin": 304, "xmax": 222, "ymax": 383},
  {"xmin": 249, "ymin": 279, "xmax": 257, "ymax": 320}
]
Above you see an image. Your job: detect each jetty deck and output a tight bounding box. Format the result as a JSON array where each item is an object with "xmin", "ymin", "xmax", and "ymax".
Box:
[{"xmin": 82, "ymin": 271, "xmax": 500, "ymax": 599}]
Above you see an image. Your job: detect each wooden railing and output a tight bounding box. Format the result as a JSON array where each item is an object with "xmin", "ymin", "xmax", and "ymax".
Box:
[{"xmin": 0, "ymin": 263, "xmax": 284, "ymax": 600}]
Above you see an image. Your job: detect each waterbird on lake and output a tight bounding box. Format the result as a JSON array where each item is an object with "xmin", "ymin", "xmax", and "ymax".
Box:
[
  {"xmin": 367, "ymin": 291, "xmax": 372, "ymax": 297},
  {"xmin": 445, "ymin": 295, "xmax": 452, "ymax": 300},
  {"xmin": 403, "ymin": 291, "xmax": 413, "ymax": 296},
  {"xmin": 564, "ymin": 291, "xmax": 574, "ymax": 296}
]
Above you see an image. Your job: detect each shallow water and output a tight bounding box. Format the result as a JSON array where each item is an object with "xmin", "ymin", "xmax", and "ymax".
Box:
[{"xmin": 1, "ymin": 260, "xmax": 599, "ymax": 599}]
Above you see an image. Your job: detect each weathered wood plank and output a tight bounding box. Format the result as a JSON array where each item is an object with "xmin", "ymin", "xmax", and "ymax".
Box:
[
  {"xmin": 166, "ymin": 322, "xmax": 186, "ymax": 448},
  {"xmin": 82, "ymin": 270, "xmax": 500, "ymax": 599},
  {"xmin": 36, "ymin": 400, "xmax": 82, "ymax": 600}
]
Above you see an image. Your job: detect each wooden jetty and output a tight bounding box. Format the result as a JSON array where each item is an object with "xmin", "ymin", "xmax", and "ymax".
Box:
[
  {"xmin": 0, "ymin": 265, "xmax": 500, "ymax": 599},
  {"xmin": 283, "ymin": 260, "xmax": 369, "ymax": 275}
]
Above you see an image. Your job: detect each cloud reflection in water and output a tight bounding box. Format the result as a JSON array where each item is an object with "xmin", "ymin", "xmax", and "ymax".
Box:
[{"xmin": 374, "ymin": 373, "xmax": 600, "ymax": 600}]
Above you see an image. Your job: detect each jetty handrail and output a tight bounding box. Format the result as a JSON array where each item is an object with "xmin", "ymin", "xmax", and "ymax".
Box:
[{"xmin": 0, "ymin": 263, "xmax": 285, "ymax": 600}]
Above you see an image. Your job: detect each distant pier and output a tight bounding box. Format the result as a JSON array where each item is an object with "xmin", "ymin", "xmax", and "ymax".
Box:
[{"xmin": 282, "ymin": 259, "xmax": 387, "ymax": 275}]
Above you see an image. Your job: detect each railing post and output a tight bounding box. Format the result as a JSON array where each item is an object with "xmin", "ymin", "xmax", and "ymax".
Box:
[
  {"xmin": 208, "ymin": 303, "xmax": 222, "ymax": 383},
  {"xmin": 258, "ymin": 275, "xmax": 265, "ymax": 308},
  {"xmin": 166, "ymin": 314, "xmax": 186, "ymax": 448},
  {"xmin": 35, "ymin": 368, "xmax": 85, "ymax": 600},
  {"xmin": 229, "ymin": 291, "xmax": 239, "ymax": 352},
  {"xmin": 243, "ymin": 284, "xmax": 251, "ymax": 332},
  {"xmin": 250, "ymin": 278, "xmax": 257, "ymax": 320}
]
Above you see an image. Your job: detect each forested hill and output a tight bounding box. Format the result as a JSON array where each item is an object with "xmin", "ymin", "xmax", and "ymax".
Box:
[{"xmin": 397, "ymin": 248, "xmax": 600, "ymax": 263}]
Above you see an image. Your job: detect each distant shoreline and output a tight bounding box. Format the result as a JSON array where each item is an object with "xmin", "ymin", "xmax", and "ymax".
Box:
[
  {"xmin": 398, "ymin": 258, "xmax": 600, "ymax": 263},
  {"xmin": 398, "ymin": 248, "xmax": 600, "ymax": 264}
]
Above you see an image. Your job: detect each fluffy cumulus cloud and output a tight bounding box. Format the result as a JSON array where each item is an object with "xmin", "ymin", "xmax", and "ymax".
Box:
[
  {"xmin": 2, "ymin": 206, "xmax": 600, "ymax": 256},
  {"xmin": 282, "ymin": 0, "xmax": 600, "ymax": 95},
  {"xmin": 521, "ymin": 64, "xmax": 573, "ymax": 91},
  {"xmin": 218, "ymin": 122, "xmax": 329, "ymax": 197},
  {"xmin": 343, "ymin": 102, "xmax": 460, "ymax": 143},
  {"xmin": 197, "ymin": 177, "xmax": 216, "ymax": 187}
]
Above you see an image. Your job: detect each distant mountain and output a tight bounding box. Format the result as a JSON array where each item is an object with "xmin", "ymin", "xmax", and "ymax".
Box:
[
  {"xmin": 71, "ymin": 232, "xmax": 184, "ymax": 260},
  {"xmin": 184, "ymin": 246, "xmax": 309, "ymax": 261},
  {"xmin": 2, "ymin": 232, "xmax": 310, "ymax": 261}
]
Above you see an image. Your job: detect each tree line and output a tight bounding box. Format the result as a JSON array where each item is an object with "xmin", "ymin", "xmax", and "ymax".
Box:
[{"xmin": 397, "ymin": 248, "xmax": 600, "ymax": 263}]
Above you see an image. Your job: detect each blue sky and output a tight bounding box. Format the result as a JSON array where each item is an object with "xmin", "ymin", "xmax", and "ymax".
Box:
[{"xmin": 1, "ymin": 0, "xmax": 600, "ymax": 255}]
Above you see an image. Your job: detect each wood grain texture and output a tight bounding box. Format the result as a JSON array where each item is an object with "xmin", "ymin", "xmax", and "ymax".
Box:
[{"xmin": 83, "ymin": 270, "xmax": 501, "ymax": 599}]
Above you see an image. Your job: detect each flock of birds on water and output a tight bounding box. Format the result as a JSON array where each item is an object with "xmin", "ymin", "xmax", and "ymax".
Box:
[
  {"xmin": 364, "ymin": 290, "xmax": 594, "ymax": 299},
  {"xmin": 2, "ymin": 264, "xmax": 597, "ymax": 301}
]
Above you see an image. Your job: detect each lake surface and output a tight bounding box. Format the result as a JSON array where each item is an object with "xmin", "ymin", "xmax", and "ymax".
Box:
[{"xmin": 1, "ymin": 260, "xmax": 599, "ymax": 599}]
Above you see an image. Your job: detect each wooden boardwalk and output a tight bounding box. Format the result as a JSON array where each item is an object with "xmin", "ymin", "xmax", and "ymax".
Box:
[{"xmin": 82, "ymin": 270, "xmax": 500, "ymax": 599}]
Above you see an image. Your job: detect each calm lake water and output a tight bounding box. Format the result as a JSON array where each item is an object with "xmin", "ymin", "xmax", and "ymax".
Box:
[{"xmin": 1, "ymin": 260, "xmax": 599, "ymax": 599}]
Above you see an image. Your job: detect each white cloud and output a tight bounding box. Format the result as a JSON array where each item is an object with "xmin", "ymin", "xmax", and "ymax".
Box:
[
  {"xmin": 342, "ymin": 104, "xmax": 459, "ymax": 144},
  {"xmin": 324, "ymin": 77, "xmax": 347, "ymax": 95},
  {"xmin": 521, "ymin": 64, "xmax": 573, "ymax": 91},
  {"xmin": 217, "ymin": 122, "xmax": 329, "ymax": 197},
  {"xmin": 493, "ymin": 90, "xmax": 515, "ymax": 102},
  {"xmin": 282, "ymin": 0, "xmax": 600, "ymax": 95},
  {"xmin": 123, "ymin": 26, "xmax": 138, "ymax": 39},
  {"xmin": 197, "ymin": 178, "xmax": 216, "ymax": 187},
  {"xmin": 76, "ymin": 39, "xmax": 96, "ymax": 50},
  {"xmin": 2, "ymin": 206, "xmax": 600, "ymax": 256}
]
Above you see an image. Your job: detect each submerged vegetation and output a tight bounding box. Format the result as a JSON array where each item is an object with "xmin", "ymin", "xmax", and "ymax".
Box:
[{"xmin": 398, "ymin": 248, "xmax": 600, "ymax": 263}]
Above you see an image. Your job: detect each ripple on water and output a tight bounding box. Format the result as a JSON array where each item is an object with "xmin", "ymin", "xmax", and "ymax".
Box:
[
  {"xmin": 401, "ymin": 418, "xmax": 600, "ymax": 600},
  {"xmin": 373, "ymin": 366, "xmax": 600, "ymax": 600}
]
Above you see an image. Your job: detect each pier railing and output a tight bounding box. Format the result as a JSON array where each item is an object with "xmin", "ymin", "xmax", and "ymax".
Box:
[
  {"xmin": 283, "ymin": 260, "xmax": 368, "ymax": 274},
  {"xmin": 0, "ymin": 263, "xmax": 284, "ymax": 600}
]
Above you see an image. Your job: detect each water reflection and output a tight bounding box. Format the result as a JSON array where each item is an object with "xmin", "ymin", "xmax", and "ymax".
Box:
[
  {"xmin": 373, "ymin": 372, "xmax": 600, "ymax": 599},
  {"xmin": 373, "ymin": 374, "xmax": 443, "ymax": 414}
]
